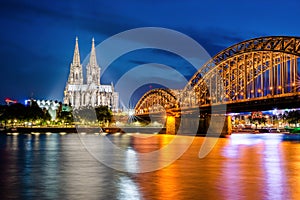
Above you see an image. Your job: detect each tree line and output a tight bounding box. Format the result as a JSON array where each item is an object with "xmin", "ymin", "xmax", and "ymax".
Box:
[
  {"xmin": 0, "ymin": 101, "xmax": 51, "ymax": 126},
  {"xmin": 0, "ymin": 101, "xmax": 113, "ymax": 127}
]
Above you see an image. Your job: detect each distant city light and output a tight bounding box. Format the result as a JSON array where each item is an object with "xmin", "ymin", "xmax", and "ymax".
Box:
[
  {"xmin": 5, "ymin": 98, "xmax": 17, "ymax": 105},
  {"xmin": 128, "ymin": 109, "xmax": 135, "ymax": 116}
]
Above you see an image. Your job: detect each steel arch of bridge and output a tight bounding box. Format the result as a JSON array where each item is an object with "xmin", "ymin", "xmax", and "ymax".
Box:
[
  {"xmin": 135, "ymin": 89, "xmax": 178, "ymax": 114},
  {"xmin": 135, "ymin": 36, "xmax": 300, "ymax": 113},
  {"xmin": 182, "ymin": 36, "xmax": 300, "ymax": 107}
]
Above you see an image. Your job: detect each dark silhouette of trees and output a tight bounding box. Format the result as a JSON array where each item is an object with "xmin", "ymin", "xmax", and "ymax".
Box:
[
  {"xmin": 248, "ymin": 115, "xmax": 267, "ymax": 124},
  {"xmin": 26, "ymin": 101, "xmax": 51, "ymax": 121},
  {"xmin": 0, "ymin": 102, "xmax": 113, "ymax": 127},
  {"xmin": 0, "ymin": 101, "xmax": 51, "ymax": 126},
  {"xmin": 286, "ymin": 110, "xmax": 300, "ymax": 124},
  {"xmin": 59, "ymin": 111, "xmax": 74, "ymax": 125},
  {"xmin": 72, "ymin": 105, "xmax": 112, "ymax": 124},
  {"xmin": 95, "ymin": 106, "xmax": 112, "ymax": 122}
]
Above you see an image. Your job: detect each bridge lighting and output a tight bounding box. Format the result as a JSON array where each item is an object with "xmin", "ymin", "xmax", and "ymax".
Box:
[
  {"xmin": 136, "ymin": 37, "xmax": 299, "ymax": 119},
  {"xmin": 128, "ymin": 110, "xmax": 134, "ymax": 116}
]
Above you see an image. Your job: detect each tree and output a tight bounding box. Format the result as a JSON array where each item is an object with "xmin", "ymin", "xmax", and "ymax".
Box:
[
  {"xmin": 25, "ymin": 101, "xmax": 49, "ymax": 121},
  {"xmin": 1, "ymin": 103, "xmax": 26, "ymax": 124},
  {"xmin": 0, "ymin": 101, "xmax": 51, "ymax": 126},
  {"xmin": 59, "ymin": 111, "xmax": 74, "ymax": 125},
  {"xmin": 286, "ymin": 110, "xmax": 300, "ymax": 124},
  {"xmin": 248, "ymin": 115, "xmax": 267, "ymax": 125},
  {"xmin": 95, "ymin": 106, "xmax": 112, "ymax": 123}
]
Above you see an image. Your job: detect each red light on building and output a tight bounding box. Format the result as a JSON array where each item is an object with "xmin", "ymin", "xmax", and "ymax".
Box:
[
  {"xmin": 5, "ymin": 98, "xmax": 17, "ymax": 105},
  {"xmin": 251, "ymin": 111, "xmax": 262, "ymax": 119}
]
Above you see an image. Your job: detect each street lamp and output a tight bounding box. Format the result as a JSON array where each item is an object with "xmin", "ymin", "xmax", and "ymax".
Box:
[{"xmin": 257, "ymin": 89, "xmax": 261, "ymax": 93}]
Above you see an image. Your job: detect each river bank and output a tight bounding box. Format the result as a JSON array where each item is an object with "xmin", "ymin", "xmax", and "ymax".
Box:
[{"xmin": 0, "ymin": 126, "xmax": 167, "ymax": 134}]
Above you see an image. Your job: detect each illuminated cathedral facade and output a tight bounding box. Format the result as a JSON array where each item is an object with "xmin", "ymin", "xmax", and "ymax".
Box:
[{"xmin": 63, "ymin": 37, "xmax": 118, "ymax": 111}]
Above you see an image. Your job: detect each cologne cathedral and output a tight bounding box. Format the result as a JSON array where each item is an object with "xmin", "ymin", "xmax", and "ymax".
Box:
[{"xmin": 63, "ymin": 37, "xmax": 118, "ymax": 111}]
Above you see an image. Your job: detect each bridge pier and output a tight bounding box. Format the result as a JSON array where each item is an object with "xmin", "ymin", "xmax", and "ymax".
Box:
[
  {"xmin": 204, "ymin": 115, "xmax": 232, "ymax": 137},
  {"xmin": 165, "ymin": 114, "xmax": 232, "ymax": 137},
  {"xmin": 166, "ymin": 116, "xmax": 176, "ymax": 135}
]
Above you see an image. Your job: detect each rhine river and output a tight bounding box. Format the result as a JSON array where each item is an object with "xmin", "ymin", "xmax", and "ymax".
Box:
[{"xmin": 0, "ymin": 133, "xmax": 300, "ymax": 199}]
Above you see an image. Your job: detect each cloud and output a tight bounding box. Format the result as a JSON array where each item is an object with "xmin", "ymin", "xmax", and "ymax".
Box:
[
  {"xmin": 176, "ymin": 27, "xmax": 245, "ymax": 55},
  {"xmin": 0, "ymin": 0, "xmax": 144, "ymax": 38}
]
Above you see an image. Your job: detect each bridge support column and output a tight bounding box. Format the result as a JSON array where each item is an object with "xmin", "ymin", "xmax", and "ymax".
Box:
[
  {"xmin": 226, "ymin": 115, "xmax": 232, "ymax": 135},
  {"xmin": 219, "ymin": 115, "xmax": 232, "ymax": 137},
  {"xmin": 206, "ymin": 115, "xmax": 232, "ymax": 137},
  {"xmin": 166, "ymin": 115, "xmax": 232, "ymax": 136},
  {"xmin": 166, "ymin": 116, "xmax": 176, "ymax": 135}
]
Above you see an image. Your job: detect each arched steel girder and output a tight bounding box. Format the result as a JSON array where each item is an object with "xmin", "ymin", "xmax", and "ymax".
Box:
[
  {"xmin": 135, "ymin": 89, "xmax": 178, "ymax": 113},
  {"xmin": 134, "ymin": 36, "xmax": 300, "ymax": 112},
  {"xmin": 184, "ymin": 51, "xmax": 299, "ymax": 106},
  {"xmin": 186, "ymin": 36, "xmax": 300, "ymax": 90}
]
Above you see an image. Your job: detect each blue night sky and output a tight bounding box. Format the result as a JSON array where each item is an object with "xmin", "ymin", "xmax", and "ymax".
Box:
[{"xmin": 1, "ymin": 0, "xmax": 300, "ymax": 105}]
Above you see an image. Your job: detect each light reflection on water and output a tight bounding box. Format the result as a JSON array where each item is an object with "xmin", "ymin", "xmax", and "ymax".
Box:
[
  {"xmin": 221, "ymin": 134, "xmax": 290, "ymax": 199},
  {"xmin": 0, "ymin": 133, "xmax": 300, "ymax": 199}
]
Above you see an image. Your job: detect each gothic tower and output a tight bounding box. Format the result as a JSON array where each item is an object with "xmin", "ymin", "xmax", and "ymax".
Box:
[
  {"xmin": 86, "ymin": 38, "xmax": 100, "ymax": 85},
  {"xmin": 68, "ymin": 37, "xmax": 83, "ymax": 85},
  {"xmin": 63, "ymin": 37, "xmax": 119, "ymax": 110},
  {"xmin": 63, "ymin": 37, "xmax": 83, "ymax": 105}
]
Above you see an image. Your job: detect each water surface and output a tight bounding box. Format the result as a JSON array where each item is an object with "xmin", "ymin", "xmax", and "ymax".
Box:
[{"xmin": 0, "ymin": 133, "xmax": 299, "ymax": 199}]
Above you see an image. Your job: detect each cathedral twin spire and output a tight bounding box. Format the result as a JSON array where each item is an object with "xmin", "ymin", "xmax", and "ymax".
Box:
[
  {"xmin": 86, "ymin": 37, "xmax": 100, "ymax": 85},
  {"xmin": 89, "ymin": 38, "xmax": 98, "ymax": 67},
  {"xmin": 68, "ymin": 36, "xmax": 83, "ymax": 85},
  {"xmin": 64, "ymin": 37, "xmax": 118, "ymax": 110},
  {"xmin": 72, "ymin": 37, "xmax": 81, "ymax": 65},
  {"xmin": 69, "ymin": 37, "xmax": 100, "ymax": 85}
]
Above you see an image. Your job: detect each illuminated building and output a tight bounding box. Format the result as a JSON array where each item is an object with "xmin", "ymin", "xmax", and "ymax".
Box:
[{"xmin": 63, "ymin": 37, "xmax": 119, "ymax": 111}]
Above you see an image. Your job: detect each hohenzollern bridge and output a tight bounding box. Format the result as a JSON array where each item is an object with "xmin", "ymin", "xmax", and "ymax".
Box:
[{"xmin": 134, "ymin": 36, "xmax": 300, "ymax": 136}]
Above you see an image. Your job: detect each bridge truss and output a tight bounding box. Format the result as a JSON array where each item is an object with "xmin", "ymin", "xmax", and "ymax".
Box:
[
  {"xmin": 135, "ymin": 36, "xmax": 300, "ymax": 114},
  {"xmin": 135, "ymin": 89, "xmax": 179, "ymax": 114}
]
